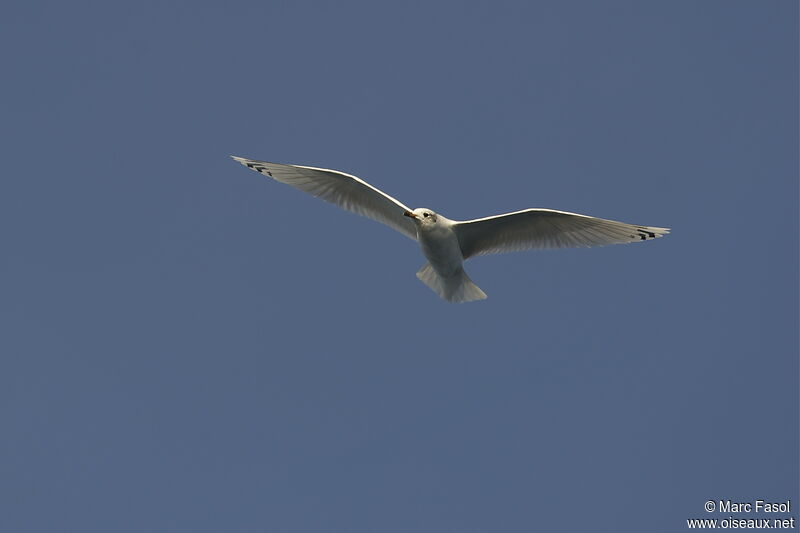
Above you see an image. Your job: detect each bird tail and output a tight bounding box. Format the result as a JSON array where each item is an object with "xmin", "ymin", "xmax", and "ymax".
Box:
[{"xmin": 416, "ymin": 263, "xmax": 487, "ymax": 303}]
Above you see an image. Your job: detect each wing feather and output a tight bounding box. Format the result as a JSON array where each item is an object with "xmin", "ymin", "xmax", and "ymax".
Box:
[
  {"xmin": 454, "ymin": 208, "xmax": 669, "ymax": 258},
  {"xmin": 232, "ymin": 156, "xmax": 417, "ymax": 240}
]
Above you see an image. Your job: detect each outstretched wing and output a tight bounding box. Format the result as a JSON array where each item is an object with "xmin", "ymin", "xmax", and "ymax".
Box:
[
  {"xmin": 232, "ymin": 156, "xmax": 417, "ymax": 240},
  {"xmin": 454, "ymin": 208, "xmax": 669, "ymax": 259}
]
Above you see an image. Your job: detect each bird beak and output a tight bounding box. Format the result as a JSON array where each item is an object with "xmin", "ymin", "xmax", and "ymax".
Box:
[{"xmin": 404, "ymin": 211, "xmax": 418, "ymax": 219}]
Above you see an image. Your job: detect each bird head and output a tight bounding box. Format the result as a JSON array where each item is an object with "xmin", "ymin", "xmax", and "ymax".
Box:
[{"xmin": 404, "ymin": 208, "xmax": 438, "ymax": 225}]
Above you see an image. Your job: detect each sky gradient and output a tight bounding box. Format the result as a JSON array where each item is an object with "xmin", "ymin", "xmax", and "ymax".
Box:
[{"xmin": 2, "ymin": 1, "xmax": 797, "ymax": 531}]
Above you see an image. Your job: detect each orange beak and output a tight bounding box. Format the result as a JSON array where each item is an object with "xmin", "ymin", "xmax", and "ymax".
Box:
[{"xmin": 404, "ymin": 211, "xmax": 418, "ymax": 219}]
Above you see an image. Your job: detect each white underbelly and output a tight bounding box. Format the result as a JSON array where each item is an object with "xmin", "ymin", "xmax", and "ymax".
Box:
[{"xmin": 419, "ymin": 227, "xmax": 464, "ymax": 277}]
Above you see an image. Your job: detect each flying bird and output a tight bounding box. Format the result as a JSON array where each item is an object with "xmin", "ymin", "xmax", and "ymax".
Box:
[{"xmin": 232, "ymin": 156, "xmax": 669, "ymax": 302}]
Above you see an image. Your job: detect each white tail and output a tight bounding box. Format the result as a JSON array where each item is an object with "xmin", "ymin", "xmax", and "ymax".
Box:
[{"xmin": 416, "ymin": 263, "xmax": 487, "ymax": 303}]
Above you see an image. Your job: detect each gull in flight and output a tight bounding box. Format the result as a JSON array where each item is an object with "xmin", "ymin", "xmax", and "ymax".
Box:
[{"xmin": 232, "ymin": 156, "xmax": 669, "ymax": 303}]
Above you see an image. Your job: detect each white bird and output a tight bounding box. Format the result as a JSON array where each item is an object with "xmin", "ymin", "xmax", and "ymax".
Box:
[{"xmin": 232, "ymin": 156, "xmax": 669, "ymax": 303}]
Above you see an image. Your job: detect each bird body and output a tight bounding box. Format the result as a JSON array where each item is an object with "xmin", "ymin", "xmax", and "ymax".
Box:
[
  {"xmin": 413, "ymin": 210, "xmax": 461, "ymax": 276},
  {"xmin": 407, "ymin": 208, "xmax": 487, "ymax": 302},
  {"xmin": 232, "ymin": 156, "xmax": 669, "ymax": 302}
]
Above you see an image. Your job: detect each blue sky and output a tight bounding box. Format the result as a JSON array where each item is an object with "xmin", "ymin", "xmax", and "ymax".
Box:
[{"xmin": 2, "ymin": 1, "xmax": 797, "ymax": 531}]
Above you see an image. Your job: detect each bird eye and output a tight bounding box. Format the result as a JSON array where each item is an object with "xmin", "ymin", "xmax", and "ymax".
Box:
[{"xmin": 424, "ymin": 213, "xmax": 429, "ymax": 217}]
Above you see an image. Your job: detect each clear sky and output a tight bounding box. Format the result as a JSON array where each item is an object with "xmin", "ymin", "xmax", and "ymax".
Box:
[{"xmin": 2, "ymin": 1, "xmax": 797, "ymax": 531}]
